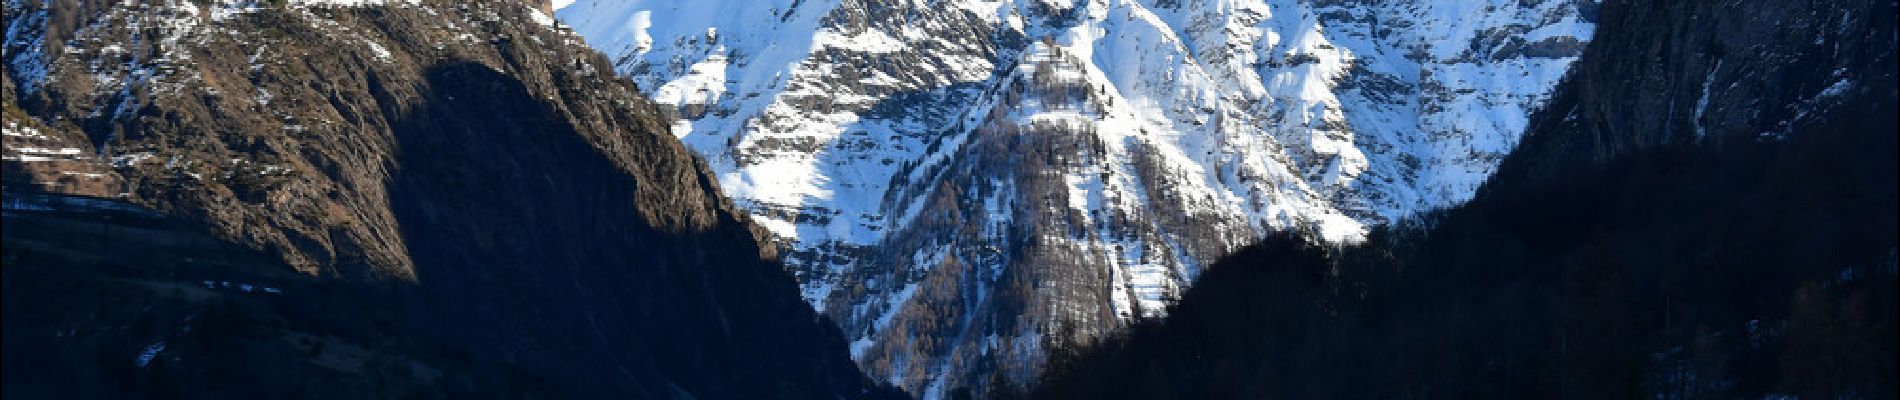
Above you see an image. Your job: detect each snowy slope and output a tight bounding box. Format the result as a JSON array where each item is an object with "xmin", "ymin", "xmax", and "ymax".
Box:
[{"xmin": 558, "ymin": 0, "xmax": 1592, "ymax": 394}]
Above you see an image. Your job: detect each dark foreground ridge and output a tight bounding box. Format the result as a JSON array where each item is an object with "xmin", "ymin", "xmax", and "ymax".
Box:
[
  {"xmin": 1031, "ymin": 0, "xmax": 1898, "ymax": 398},
  {"xmin": 3, "ymin": 1, "xmax": 902, "ymax": 398},
  {"xmin": 5, "ymin": 190, "xmax": 556, "ymax": 397}
]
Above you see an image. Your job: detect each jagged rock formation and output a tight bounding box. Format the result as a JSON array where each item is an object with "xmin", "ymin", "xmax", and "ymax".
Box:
[
  {"xmin": 1033, "ymin": 0, "xmax": 1897, "ymax": 398},
  {"xmin": 3, "ymin": 0, "xmax": 893, "ymax": 397},
  {"xmin": 556, "ymin": 0, "xmax": 1594, "ymax": 394}
]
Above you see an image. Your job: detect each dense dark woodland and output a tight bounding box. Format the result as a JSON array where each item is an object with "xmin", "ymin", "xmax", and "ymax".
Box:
[
  {"xmin": 3, "ymin": 1, "xmax": 899, "ymax": 398},
  {"xmin": 1032, "ymin": 0, "xmax": 1898, "ymax": 398}
]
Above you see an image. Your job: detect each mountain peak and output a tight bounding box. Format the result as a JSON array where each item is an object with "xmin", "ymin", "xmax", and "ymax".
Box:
[{"xmin": 557, "ymin": 0, "xmax": 1593, "ymax": 394}]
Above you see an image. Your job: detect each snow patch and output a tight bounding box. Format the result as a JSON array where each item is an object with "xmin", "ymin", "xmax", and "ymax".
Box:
[{"xmin": 136, "ymin": 341, "xmax": 167, "ymax": 368}]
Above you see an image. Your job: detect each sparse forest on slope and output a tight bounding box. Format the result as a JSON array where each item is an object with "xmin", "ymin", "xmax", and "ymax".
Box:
[{"xmin": 1033, "ymin": 0, "xmax": 1898, "ymax": 398}]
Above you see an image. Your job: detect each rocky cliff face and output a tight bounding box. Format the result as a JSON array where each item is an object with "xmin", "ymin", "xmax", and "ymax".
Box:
[
  {"xmin": 4, "ymin": 0, "xmax": 889, "ymax": 397},
  {"xmin": 1490, "ymin": 0, "xmax": 1890, "ymax": 190},
  {"xmin": 556, "ymin": 0, "xmax": 1594, "ymax": 394}
]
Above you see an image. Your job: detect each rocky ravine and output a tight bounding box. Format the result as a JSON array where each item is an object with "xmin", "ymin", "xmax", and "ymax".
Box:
[
  {"xmin": 556, "ymin": 0, "xmax": 1595, "ymax": 394},
  {"xmin": 4, "ymin": 0, "xmax": 892, "ymax": 397}
]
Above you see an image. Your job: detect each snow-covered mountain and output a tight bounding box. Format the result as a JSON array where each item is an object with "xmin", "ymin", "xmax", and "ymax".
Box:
[{"xmin": 556, "ymin": 0, "xmax": 1594, "ymax": 394}]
